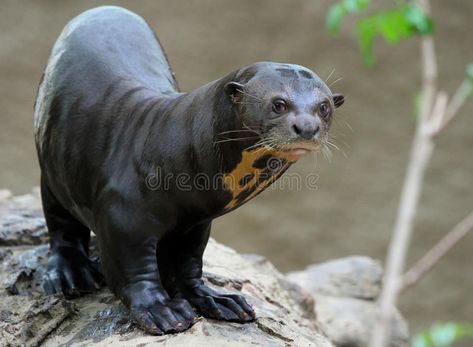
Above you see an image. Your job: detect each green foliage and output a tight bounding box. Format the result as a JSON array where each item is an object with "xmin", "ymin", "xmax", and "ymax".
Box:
[
  {"xmin": 326, "ymin": 0, "xmax": 371, "ymax": 34},
  {"xmin": 357, "ymin": 4, "xmax": 433, "ymax": 65},
  {"xmin": 404, "ymin": 4, "xmax": 434, "ymax": 34},
  {"xmin": 326, "ymin": 1, "xmax": 433, "ymax": 65},
  {"xmin": 412, "ymin": 323, "xmax": 473, "ymax": 347}
]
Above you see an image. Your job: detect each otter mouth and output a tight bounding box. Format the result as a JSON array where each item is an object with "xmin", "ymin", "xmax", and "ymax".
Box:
[{"xmin": 279, "ymin": 142, "xmax": 320, "ymax": 157}]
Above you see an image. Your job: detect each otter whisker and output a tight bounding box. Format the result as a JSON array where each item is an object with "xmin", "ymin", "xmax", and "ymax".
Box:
[
  {"xmin": 217, "ymin": 129, "xmax": 260, "ymax": 136},
  {"xmin": 244, "ymin": 137, "xmax": 279, "ymax": 151},
  {"xmin": 251, "ymin": 146, "xmax": 272, "ymax": 155},
  {"xmin": 333, "ymin": 111, "xmax": 353, "ymax": 132},
  {"xmin": 244, "ymin": 139, "xmax": 273, "ymax": 151},
  {"xmin": 333, "ymin": 116, "xmax": 354, "ymax": 132},
  {"xmin": 241, "ymin": 124, "xmax": 261, "ymax": 131},
  {"xmin": 242, "ymin": 122, "xmax": 262, "ymax": 135},
  {"xmin": 325, "ymin": 139, "xmax": 341, "ymax": 150},
  {"xmin": 321, "ymin": 144, "xmax": 333, "ymax": 162},
  {"xmin": 213, "ymin": 136, "xmax": 260, "ymax": 144},
  {"xmin": 328, "ymin": 139, "xmax": 348, "ymax": 158},
  {"xmin": 325, "ymin": 68, "xmax": 336, "ymax": 83},
  {"xmin": 329, "ymin": 77, "xmax": 343, "ymax": 87}
]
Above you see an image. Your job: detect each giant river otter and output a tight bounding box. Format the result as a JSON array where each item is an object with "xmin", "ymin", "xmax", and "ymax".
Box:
[{"xmin": 34, "ymin": 6, "xmax": 344, "ymax": 334}]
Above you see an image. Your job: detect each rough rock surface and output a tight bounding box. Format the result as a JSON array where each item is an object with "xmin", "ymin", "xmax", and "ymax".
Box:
[
  {"xmin": 0, "ymin": 188, "xmax": 46, "ymax": 247},
  {"xmin": 0, "ymin": 190, "xmax": 331, "ymax": 347},
  {"xmin": 288, "ymin": 257, "xmax": 409, "ymax": 347},
  {"xmin": 0, "ymin": 190, "xmax": 409, "ymax": 347}
]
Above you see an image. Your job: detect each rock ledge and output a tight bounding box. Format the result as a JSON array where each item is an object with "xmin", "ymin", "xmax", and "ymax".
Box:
[{"xmin": 0, "ymin": 190, "xmax": 408, "ymax": 347}]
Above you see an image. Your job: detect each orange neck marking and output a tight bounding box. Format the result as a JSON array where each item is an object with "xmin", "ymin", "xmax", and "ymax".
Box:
[{"xmin": 223, "ymin": 148, "xmax": 298, "ymax": 210}]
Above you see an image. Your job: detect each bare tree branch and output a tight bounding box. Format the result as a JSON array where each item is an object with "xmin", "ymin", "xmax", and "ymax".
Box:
[
  {"xmin": 426, "ymin": 92, "xmax": 448, "ymax": 135},
  {"xmin": 370, "ymin": 0, "xmax": 440, "ymax": 346},
  {"xmin": 432, "ymin": 79, "xmax": 473, "ymax": 137},
  {"xmin": 370, "ymin": 115, "xmax": 436, "ymax": 347},
  {"xmin": 401, "ymin": 210, "xmax": 473, "ymax": 291},
  {"xmin": 417, "ymin": 0, "xmax": 437, "ymax": 123}
]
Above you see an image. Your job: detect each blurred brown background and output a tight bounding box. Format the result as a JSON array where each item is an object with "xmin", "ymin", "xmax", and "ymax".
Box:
[{"xmin": 1, "ymin": 0, "xmax": 472, "ymax": 334}]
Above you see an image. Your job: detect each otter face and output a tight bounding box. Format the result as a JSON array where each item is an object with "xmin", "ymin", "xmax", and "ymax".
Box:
[{"xmin": 224, "ymin": 63, "xmax": 344, "ymax": 158}]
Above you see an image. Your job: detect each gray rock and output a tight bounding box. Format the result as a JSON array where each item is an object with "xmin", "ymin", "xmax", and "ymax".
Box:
[
  {"xmin": 0, "ymin": 189, "xmax": 12, "ymax": 202},
  {"xmin": 0, "ymin": 190, "xmax": 409, "ymax": 347},
  {"xmin": 0, "ymin": 191, "xmax": 333, "ymax": 346},
  {"xmin": 0, "ymin": 189, "xmax": 47, "ymax": 247},
  {"xmin": 287, "ymin": 256, "xmax": 409, "ymax": 347},
  {"xmin": 287, "ymin": 256, "xmax": 383, "ymax": 300},
  {"xmin": 0, "ymin": 215, "xmax": 48, "ymax": 246},
  {"xmin": 1, "ymin": 245, "xmax": 48, "ymax": 295},
  {"xmin": 0, "ymin": 295, "xmax": 76, "ymax": 347},
  {"xmin": 313, "ymin": 295, "xmax": 409, "ymax": 347},
  {"xmin": 0, "ymin": 240, "xmax": 332, "ymax": 347}
]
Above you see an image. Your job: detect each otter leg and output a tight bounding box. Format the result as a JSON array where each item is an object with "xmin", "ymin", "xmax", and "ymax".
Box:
[
  {"xmin": 40, "ymin": 177, "xmax": 104, "ymax": 298},
  {"xmin": 170, "ymin": 222, "xmax": 255, "ymax": 323},
  {"xmin": 95, "ymin": 206, "xmax": 197, "ymax": 335}
]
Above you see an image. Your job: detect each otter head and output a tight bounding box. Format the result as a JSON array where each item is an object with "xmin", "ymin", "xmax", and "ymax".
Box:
[{"xmin": 224, "ymin": 62, "xmax": 344, "ymax": 159}]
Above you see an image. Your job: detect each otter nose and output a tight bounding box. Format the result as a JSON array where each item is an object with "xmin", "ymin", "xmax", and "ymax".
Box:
[
  {"xmin": 292, "ymin": 116, "xmax": 320, "ymax": 140},
  {"xmin": 292, "ymin": 124, "xmax": 319, "ymax": 139}
]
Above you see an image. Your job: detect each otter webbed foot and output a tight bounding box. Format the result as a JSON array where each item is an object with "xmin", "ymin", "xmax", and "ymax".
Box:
[
  {"xmin": 122, "ymin": 281, "xmax": 198, "ymax": 335},
  {"xmin": 177, "ymin": 283, "xmax": 255, "ymax": 323},
  {"xmin": 42, "ymin": 246, "xmax": 104, "ymax": 298}
]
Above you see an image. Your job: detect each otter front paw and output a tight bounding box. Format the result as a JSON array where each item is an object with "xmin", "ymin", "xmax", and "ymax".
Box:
[
  {"xmin": 122, "ymin": 282, "xmax": 199, "ymax": 335},
  {"xmin": 42, "ymin": 247, "xmax": 104, "ymax": 298},
  {"xmin": 177, "ymin": 284, "xmax": 255, "ymax": 323},
  {"xmin": 130, "ymin": 298, "xmax": 198, "ymax": 335}
]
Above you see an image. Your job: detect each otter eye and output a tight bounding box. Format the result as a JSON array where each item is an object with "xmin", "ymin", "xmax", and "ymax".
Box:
[
  {"xmin": 318, "ymin": 102, "xmax": 331, "ymax": 119},
  {"xmin": 272, "ymin": 99, "xmax": 287, "ymax": 114}
]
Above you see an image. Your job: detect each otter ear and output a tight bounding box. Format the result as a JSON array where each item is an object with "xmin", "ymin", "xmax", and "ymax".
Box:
[
  {"xmin": 333, "ymin": 93, "xmax": 345, "ymax": 108},
  {"xmin": 224, "ymin": 82, "xmax": 245, "ymax": 103}
]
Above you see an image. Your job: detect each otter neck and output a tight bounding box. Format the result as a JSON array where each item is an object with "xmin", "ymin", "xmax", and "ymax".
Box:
[{"xmin": 204, "ymin": 80, "xmax": 300, "ymax": 210}]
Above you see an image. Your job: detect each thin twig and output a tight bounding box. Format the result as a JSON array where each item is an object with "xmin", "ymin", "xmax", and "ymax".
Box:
[
  {"xmin": 432, "ymin": 79, "xmax": 473, "ymax": 137},
  {"xmin": 425, "ymin": 92, "xmax": 448, "ymax": 136},
  {"xmin": 371, "ymin": 119, "xmax": 436, "ymax": 347},
  {"xmin": 420, "ymin": 37, "xmax": 437, "ymax": 122},
  {"xmin": 417, "ymin": 0, "xmax": 437, "ymax": 122},
  {"xmin": 401, "ymin": 210, "xmax": 473, "ymax": 291}
]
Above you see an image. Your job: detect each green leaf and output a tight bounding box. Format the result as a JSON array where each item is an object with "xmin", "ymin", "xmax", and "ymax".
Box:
[
  {"xmin": 378, "ymin": 10, "xmax": 411, "ymax": 43},
  {"xmin": 326, "ymin": 0, "xmax": 372, "ymax": 34},
  {"xmin": 326, "ymin": 1, "xmax": 433, "ymax": 66},
  {"xmin": 356, "ymin": 17, "xmax": 377, "ymax": 66},
  {"xmin": 354, "ymin": 5, "xmax": 432, "ymax": 66},
  {"xmin": 456, "ymin": 323, "xmax": 473, "ymax": 340},
  {"xmin": 379, "ymin": 17, "xmax": 401, "ymax": 43},
  {"xmin": 412, "ymin": 334, "xmax": 430, "ymax": 347},
  {"xmin": 345, "ymin": 0, "xmax": 370, "ymax": 12},
  {"xmin": 326, "ymin": 4, "xmax": 346, "ymax": 33},
  {"xmin": 467, "ymin": 64, "xmax": 473, "ymax": 85},
  {"xmin": 412, "ymin": 323, "xmax": 473, "ymax": 347},
  {"xmin": 404, "ymin": 4, "xmax": 434, "ymax": 35},
  {"xmin": 430, "ymin": 323, "xmax": 457, "ymax": 347}
]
